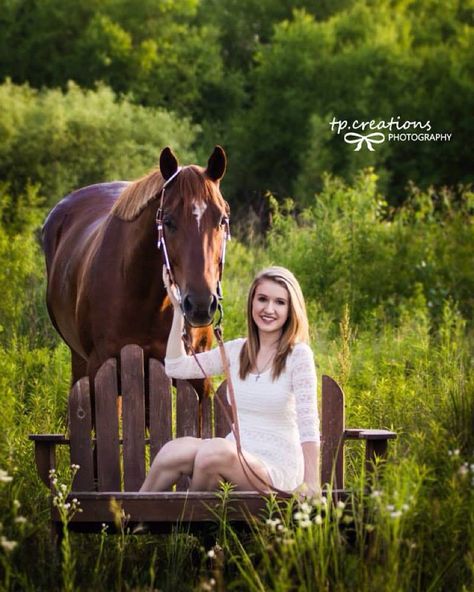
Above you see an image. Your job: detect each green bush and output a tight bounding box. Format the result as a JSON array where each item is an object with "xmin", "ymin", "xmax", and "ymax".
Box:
[
  {"xmin": 265, "ymin": 169, "xmax": 474, "ymax": 324},
  {"xmin": 0, "ymin": 80, "xmax": 200, "ymax": 205}
]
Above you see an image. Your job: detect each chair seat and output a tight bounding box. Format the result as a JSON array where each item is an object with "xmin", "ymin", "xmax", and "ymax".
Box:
[{"xmin": 58, "ymin": 489, "xmax": 349, "ymax": 534}]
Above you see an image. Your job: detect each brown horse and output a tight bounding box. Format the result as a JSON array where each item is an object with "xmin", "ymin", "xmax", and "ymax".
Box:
[{"xmin": 43, "ymin": 146, "xmax": 229, "ymax": 388}]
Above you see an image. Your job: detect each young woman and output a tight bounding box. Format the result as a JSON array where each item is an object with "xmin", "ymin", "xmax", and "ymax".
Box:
[{"xmin": 140, "ymin": 266, "xmax": 320, "ymax": 497}]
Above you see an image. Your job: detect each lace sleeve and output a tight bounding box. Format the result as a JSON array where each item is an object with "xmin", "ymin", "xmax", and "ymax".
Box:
[
  {"xmin": 164, "ymin": 338, "xmax": 243, "ymax": 380},
  {"xmin": 290, "ymin": 343, "xmax": 320, "ymax": 443},
  {"xmin": 165, "ymin": 346, "xmax": 223, "ymax": 379}
]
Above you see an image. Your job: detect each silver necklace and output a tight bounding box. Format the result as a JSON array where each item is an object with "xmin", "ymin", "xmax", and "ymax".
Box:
[{"xmin": 254, "ymin": 351, "xmax": 275, "ymax": 381}]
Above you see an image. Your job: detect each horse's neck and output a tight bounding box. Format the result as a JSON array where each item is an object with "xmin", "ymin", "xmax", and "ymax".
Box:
[{"xmin": 114, "ymin": 201, "xmax": 162, "ymax": 279}]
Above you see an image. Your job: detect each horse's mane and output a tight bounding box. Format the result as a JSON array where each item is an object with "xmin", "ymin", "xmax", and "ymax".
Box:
[{"xmin": 111, "ymin": 165, "xmax": 227, "ymax": 221}]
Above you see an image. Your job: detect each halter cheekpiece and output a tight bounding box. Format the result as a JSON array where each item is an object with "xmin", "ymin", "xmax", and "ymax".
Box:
[{"xmin": 155, "ymin": 167, "xmax": 230, "ymax": 327}]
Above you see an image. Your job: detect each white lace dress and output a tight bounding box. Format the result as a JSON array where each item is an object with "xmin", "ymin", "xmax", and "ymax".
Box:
[{"xmin": 165, "ymin": 338, "xmax": 319, "ymax": 491}]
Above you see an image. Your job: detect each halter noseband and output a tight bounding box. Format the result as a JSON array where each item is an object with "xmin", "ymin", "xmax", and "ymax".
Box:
[{"xmin": 155, "ymin": 167, "xmax": 231, "ymax": 327}]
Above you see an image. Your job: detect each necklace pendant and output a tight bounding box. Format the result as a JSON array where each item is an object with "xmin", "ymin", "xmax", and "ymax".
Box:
[{"xmin": 255, "ymin": 374, "xmax": 260, "ymax": 382}]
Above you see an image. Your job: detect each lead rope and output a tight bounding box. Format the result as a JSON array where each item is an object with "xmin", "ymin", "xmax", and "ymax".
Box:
[{"xmin": 182, "ymin": 323, "xmax": 290, "ymax": 497}]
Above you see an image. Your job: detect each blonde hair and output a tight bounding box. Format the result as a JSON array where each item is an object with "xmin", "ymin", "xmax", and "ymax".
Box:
[{"xmin": 239, "ymin": 266, "xmax": 310, "ymax": 381}]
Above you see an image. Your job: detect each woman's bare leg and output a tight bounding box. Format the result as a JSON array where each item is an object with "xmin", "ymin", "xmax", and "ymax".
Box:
[
  {"xmin": 189, "ymin": 438, "xmax": 272, "ymax": 492},
  {"xmin": 140, "ymin": 437, "xmax": 201, "ymax": 492}
]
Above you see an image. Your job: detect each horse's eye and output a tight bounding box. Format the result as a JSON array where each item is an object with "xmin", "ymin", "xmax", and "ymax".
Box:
[{"xmin": 163, "ymin": 216, "xmax": 176, "ymax": 231}]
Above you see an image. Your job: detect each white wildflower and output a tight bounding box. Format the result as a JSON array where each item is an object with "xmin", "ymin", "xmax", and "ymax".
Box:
[
  {"xmin": 13, "ymin": 500, "xmax": 20, "ymax": 509},
  {"xmin": 370, "ymin": 490, "xmax": 382, "ymax": 498},
  {"xmin": 0, "ymin": 536, "xmax": 17, "ymax": 552},
  {"xmin": 299, "ymin": 518, "xmax": 312, "ymax": 528},
  {"xmin": 386, "ymin": 504, "xmax": 395, "ymax": 512},
  {"xmin": 207, "ymin": 549, "xmax": 215, "ymax": 559},
  {"xmin": 14, "ymin": 516, "xmax": 27, "ymax": 525},
  {"xmin": 265, "ymin": 518, "xmax": 281, "ymax": 532},
  {"xmin": 402, "ymin": 503, "xmax": 410, "ymax": 512},
  {"xmin": 299, "ymin": 502, "xmax": 311, "ymax": 514},
  {"xmin": 314, "ymin": 514, "xmax": 323, "ymax": 525},
  {"xmin": 0, "ymin": 470, "xmax": 13, "ymax": 483},
  {"xmin": 390, "ymin": 510, "xmax": 402, "ymax": 519},
  {"xmin": 337, "ymin": 501, "xmax": 346, "ymax": 510}
]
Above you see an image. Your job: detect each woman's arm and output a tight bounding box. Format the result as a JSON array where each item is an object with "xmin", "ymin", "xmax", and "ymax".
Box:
[
  {"xmin": 301, "ymin": 441, "xmax": 321, "ymax": 497},
  {"xmin": 166, "ymin": 303, "xmax": 186, "ymax": 360},
  {"xmin": 291, "ymin": 343, "xmax": 321, "ymax": 497}
]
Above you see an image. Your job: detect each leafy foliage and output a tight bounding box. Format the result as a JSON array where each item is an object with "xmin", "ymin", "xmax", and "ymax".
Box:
[
  {"xmin": 265, "ymin": 169, "xmax": 474, "ymax": 323},
  {"xmin": 0, "ymin": 80, "xmax": 199, "ymax": 204}
]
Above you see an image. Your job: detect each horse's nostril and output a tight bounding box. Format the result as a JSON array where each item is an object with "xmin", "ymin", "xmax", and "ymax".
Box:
[
  {"xmin": 183, "ymin": 295, "xmax": 193, "ymax": 315},
  {"xmin": 209, "ymin": 294, "xmax": 218, "ymax": 316}
]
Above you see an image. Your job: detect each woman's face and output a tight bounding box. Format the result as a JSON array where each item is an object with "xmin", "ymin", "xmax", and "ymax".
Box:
[{"xmin": 251, "ymin": 279, "xmax": 290, "ymax": 338}]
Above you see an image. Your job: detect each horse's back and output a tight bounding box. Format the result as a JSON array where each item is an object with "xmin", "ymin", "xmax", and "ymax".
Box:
[{"xmin": 42, "ymin": 182, "xmax": 129, "ymax": 265}]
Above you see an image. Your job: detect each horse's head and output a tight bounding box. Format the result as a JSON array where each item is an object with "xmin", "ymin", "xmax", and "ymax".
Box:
[{"xmin": 159, "ymin": 146, "xmax": 230, "ymax": 327}]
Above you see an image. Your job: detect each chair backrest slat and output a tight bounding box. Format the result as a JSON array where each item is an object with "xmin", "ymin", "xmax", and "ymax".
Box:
[
  {"xmin": 321, "ymin": 375, "xmax": 345, "ymax": 489},
  {"xmin": 149, "ymin": 358, "xmax": 172, "ymax": 462},
  {"xmin": 201, "ymin": 395, "xmax": 213, "ymax": 439},
  {"xmin": 214, "ymin": 381, "xmax": 232, "ymax": 438},
  {"xmin": 121, "ymin": 345, "xmax": 146, "ymax": 491},
  {"xmin": 69, "ymin": 378, "xmax": 95, "ymax": 491},
  {"xmin": 175, "ymin": 380, "xmax": 199, "ymax": 491},
  {"xmin": 94, "ymin": 359, "xmax": 121, "ymax": 491},
  {"xmin": 175, "ymin": 380, "xmax": 200, "ymax": 438}
]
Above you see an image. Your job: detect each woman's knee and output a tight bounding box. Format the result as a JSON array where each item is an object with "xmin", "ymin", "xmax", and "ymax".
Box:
[
  {"xmin": 194, "ymin": 439, "xmax": 235, "ymax": 474},
  {"xmin": 152, "ymin": 437, "xmax": 200, "ymax": 470}
]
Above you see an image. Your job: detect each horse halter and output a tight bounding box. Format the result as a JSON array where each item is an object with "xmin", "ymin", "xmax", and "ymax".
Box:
[{"xmin": 155, "ymin": 167, "xmax": 231, "ymax": 327}]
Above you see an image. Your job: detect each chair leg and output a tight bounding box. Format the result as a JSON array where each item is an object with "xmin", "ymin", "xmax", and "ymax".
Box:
[{"xmin": 365, "ymin": 439, "xmax": 388, "ymax": 474}]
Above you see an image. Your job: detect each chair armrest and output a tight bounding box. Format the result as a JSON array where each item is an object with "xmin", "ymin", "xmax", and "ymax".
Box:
[
  {"xmin": 29, "ymin": 434, "xmax": 69, "ymax": 488},
  {"xmin": 344, "ymin": 429, "xmax": 396, "ymax": 441},
  {"xmin": 344, "ymin": 428, "xmax": 397, "ymax": 473}
]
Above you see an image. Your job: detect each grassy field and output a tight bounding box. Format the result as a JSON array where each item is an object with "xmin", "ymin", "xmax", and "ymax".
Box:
[{"xmin": 0, "ymin": 174, "xmax": 472, "ymax": 591}]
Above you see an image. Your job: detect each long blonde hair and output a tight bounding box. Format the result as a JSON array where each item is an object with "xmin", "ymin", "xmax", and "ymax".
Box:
[{"xmin": 239, "ymin": 266, "xmax": 310, "ymax": 381}]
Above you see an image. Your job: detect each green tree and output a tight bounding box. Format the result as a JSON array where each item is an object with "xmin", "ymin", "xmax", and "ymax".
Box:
[{"xmin": 227, "ymin": 1, "xmax": 473, "ymax": 205}]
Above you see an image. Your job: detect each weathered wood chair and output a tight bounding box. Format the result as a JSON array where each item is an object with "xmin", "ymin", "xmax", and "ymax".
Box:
[{"xmin": 30, "ymin": 344, "xmax": 396, "ymax": 536}]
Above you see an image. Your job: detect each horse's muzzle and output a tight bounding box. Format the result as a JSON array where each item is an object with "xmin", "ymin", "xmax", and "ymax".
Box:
[{"xmin": 182, "ymin": 293, "xmax": 219, "ymax": 327}]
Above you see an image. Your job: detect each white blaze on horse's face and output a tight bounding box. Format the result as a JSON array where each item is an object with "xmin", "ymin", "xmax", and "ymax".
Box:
[{"xmin": 192, "ymin": 201, "xmax": 208, "ymax": 231}]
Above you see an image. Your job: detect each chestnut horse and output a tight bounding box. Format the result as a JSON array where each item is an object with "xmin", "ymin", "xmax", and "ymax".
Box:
[{"xmin": 43, "ymin": 146, "xmax": 229, "ymax": 390}]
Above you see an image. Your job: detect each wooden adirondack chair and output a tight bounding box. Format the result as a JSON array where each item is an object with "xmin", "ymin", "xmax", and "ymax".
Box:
[{"xmin": 29, "ymin": 344, "xmax": 396, "ymax": 537}]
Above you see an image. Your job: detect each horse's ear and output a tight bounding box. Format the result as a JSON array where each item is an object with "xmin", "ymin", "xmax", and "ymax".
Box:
[
  {"xmin": 160, "ymin": 147, "xmax": 179, "ymax": 180},
  {"xmin": 206, "ymin": 145, "xmax": 227, "ymax": 182}
]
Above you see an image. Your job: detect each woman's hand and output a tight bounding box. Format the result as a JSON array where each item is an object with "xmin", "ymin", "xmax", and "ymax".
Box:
[
  {"xmin": 162, "ymin": 266, "xmax": 181, "ymax": 311},
  {"xmin": 293, "ymin": 481, "xmax": 322, "ymax": 501}
]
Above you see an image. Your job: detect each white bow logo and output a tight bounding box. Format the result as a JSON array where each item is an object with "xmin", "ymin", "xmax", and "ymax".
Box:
[{"xmin": 344, "ymin": 132, "xmax": 385, "ymax": 151}]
